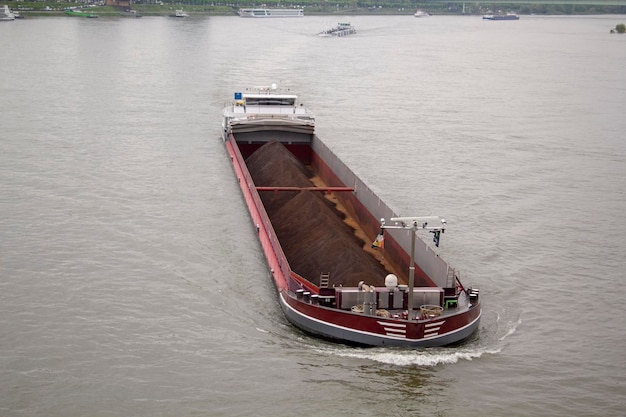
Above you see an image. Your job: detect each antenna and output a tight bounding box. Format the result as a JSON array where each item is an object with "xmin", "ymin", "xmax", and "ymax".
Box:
[{"xmin": 380, "ymin": 215, "xmax": 447, "ymax": 321}]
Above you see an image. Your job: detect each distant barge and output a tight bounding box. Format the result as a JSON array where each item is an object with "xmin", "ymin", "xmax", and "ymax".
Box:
[{"xmin": 318, "ymin": 22, "xmax": 356, "ymax": 37}]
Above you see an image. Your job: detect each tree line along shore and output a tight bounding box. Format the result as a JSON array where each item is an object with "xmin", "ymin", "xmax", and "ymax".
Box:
[{"xmin": 9, "ymin": 1, "xmax": 626, "ymax": 16}]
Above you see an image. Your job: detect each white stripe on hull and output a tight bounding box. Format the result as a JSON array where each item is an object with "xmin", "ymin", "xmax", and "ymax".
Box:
[
  {"xmin": 423, "ymin": 320, "xmax": 445, "ymax": 338},
  {"xmin": 377, "ymin": 321, "xmax": 407, "ymax": 337}
]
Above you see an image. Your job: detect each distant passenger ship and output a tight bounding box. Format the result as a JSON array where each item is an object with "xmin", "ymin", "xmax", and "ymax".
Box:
[
  {"xmin": 483, "ymin": 13, "xmax": 519, "ymax": 20},
  {"xmin": 238, "ymin": 8, "xmax": 304, "ymax": 17}
]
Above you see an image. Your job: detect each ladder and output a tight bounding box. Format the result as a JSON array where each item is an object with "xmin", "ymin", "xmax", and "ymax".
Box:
[{"xmin": 319, "ymin": 273, "xmax": 330, "ymax": 288}]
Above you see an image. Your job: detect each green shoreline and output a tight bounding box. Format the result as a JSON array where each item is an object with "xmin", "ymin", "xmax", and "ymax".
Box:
[{"xmin": 13, "ymin": 3, "xmax": 626, "ymax": 17}]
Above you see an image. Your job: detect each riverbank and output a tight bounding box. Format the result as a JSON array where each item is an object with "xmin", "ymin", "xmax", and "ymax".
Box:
[{"xmin": 12, "ymin": 3, "xmax": 626, "ymax": 17}]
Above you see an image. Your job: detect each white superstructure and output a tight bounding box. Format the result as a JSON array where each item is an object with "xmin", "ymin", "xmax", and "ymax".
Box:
[
  {"xmin": 1, "ymin": 5, "xmax": 15, "ymax": 21},
  {"xmin": 222, "ymin": 85, "xmax": 314, "ymax": 137}
]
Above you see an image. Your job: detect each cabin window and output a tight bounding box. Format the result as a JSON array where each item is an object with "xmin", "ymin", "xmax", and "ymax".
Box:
[{"xmin": 245, "ymin": 98, "xmax": 296, "ymax": 106}]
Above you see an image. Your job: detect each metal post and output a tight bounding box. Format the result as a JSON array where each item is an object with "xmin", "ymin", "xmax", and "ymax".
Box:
[
  {"xmin": 384, "ymin": 216, "xmax": 445, "ymax": 321},
  {"xmin": 407, "ymin": 221, "xmax": 417, "ymax": 321}
]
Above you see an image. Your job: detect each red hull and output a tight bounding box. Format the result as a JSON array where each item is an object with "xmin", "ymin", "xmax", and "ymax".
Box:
[
  {"xmin": 281, "ymin": 290, "xmax": 480, "ymax": 346},
  {"xmin": 222, "ymin": 87, "xmax": 480, "ymax": 347}
]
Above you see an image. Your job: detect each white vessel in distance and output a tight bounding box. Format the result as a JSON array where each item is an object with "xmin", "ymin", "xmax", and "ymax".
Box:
[
  {"xmin": 1, "ymin": 4, "xmax": 16, "ymax": 20},
  {"xmin": 318, "ymin": 22, "xmax": 356, "ymax": 37},
  {"xmin": 170, "ymin": 9, "xmax": 189, "ymax": 17},
  {"xmin": 238, "ymin": 8, "xmax": 304, "ymax": 17}
]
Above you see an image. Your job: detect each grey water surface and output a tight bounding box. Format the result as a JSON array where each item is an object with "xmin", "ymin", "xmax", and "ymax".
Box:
[{"xmin": 1, "ymin": 14, "xmax": 625, "ymax": 416}]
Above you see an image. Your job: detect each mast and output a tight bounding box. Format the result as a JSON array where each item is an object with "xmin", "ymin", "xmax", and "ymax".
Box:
[{"xmin": 382, "ymin": 216, "xmax": 446, "ymax": 321}]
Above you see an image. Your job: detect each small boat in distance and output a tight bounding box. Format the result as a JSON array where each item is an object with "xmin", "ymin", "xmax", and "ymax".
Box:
[
  {"xmin": 414, "ymin": 10, "xmax": 430, "ymax": 17},
  {"xmin": 238, "ymin": 8, "xmax": 304, "ymax": 17},
  {"xmin": 170, "ymin": 9, "xmax": 189, "ymax": 17},
  {"xmin": 222, "ymin": 85, "xmax": 482, "ymax": 348},
  {"xmin": 120, "ymin": 9, "xmax": 142, "ymax": 18},
  {"xmin": 1, "ymin": 5, "xmax": 15, "ymax": 21},
  {"xmin": 483, "ymin": 13, "xmax": 519, "ymax": 20},
  {"xmin": 318, "ymin": 22, "xmax": 356, "ymax": 37},
  {"xmin": 64, "ymin": 8, "xmax": 98, "ymax": 18}
]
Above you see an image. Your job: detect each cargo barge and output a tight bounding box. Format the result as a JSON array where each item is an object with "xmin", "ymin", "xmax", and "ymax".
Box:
[
  {"xmin": 318, "ymin": 22, "xmax": 356, "ymax": 37},
  {"xmin": 222, "ymin": 85, "xmax": 481, "ymax": 347}
]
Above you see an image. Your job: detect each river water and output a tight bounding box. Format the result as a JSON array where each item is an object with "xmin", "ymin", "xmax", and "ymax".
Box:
[{"xmin": 1, "ymin": 13, "xmax": 625, "ymax": 417}]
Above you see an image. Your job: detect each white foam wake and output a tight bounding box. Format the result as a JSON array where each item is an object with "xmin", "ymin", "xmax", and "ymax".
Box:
[
  {"xmin": 314, "ymin": 344, "xmax": 502, "ymax": 367},
  {"xmin": 499, "ymin": 316, "xmax": 522, "ymax": 341},
  {"xmin": 311, "ymin": 313, "xmax": 522, "ymax": 367}
]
